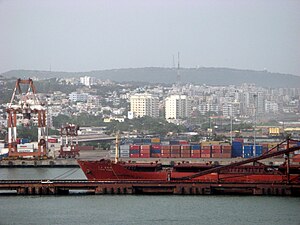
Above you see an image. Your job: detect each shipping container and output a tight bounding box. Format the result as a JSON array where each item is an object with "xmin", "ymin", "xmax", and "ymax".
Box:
[
  {"xmin": 191, "ymin": 144, "xmax": 201, "ymax": 150},
  {"xmin": 48, "ymin": 138, "xmax": 58, "ymax": 143},
  {"xmin": 161, "ymin": 145, "xmax": 171, "ymax": 150},
  {"xmin": 130, "ymin": 145, "xmax": 140, "ymax": 150},
  {"xmin": 143, "ymin": 138, "xmax": 151, "ymax": 144},
  {"xmin": 140, "ymin": 153, "xmax": 150, "ymax": 158},
  {"xmin": 161, "ymin": 149, "xmax": 171, "ymax": 154},
  {"xmin": 151, "ymin": 138, "xmax": 160, "ymax": 143},
  {"xmin": 201, "ymin": 149, "xmax": 211, "ymax": 155},
  {"xmin": 129, "ymin": 149, "xmax": 140, "ymax": 154},
  {"xmin": 169, "ymin": 140, "xmax": 179, "ymax": 145},
  {"xmin": 132, "ymin": 138, "xmax": 143, "ymax": 144},
  {"xmin": 179, "ymin": 140, "xmax": 189, "ymax": 145},
  {"xmin": 140, "ymin": 149, "xmax": 150, "ymax": 154},
  {"xmin": 171, "ymin": 153, "xmax": 180, "ymax": 158},
  {"xmin": 20, "ymin": 138, "xmax": 30, "ymax": 144},
  {"xmin": 130, "ymin": 153, "xmax": 140, "ymax": 158},
  {"xmin": 161, "ymin": 153, "xmax": 171, "ymax": 158},
  {"xmin": 151, "ymin": 149, "xmax": 161, "ymax": 154},
  {"xmin": 191, "ymin": 152, "xmax": 201, "ymax": 158},
  {"xmin": 140, "ymin": 145, "xmax": 151, "ymax": 150},
  {"xmin": 232, "ymin": 141, "xmax": 243, "ymax": 157},
  {"xmin": 150, "ymin": 153, "xmax": 161, "ymax": 158},
  {"xmin": 151, "ymin": 144, "xmax": 161, "ymax": 150},
  {"xmin": 201, "ymin": 154, "xmax": 211, "ymax": 158},
  {"xmin": 120, "ymin": 149, "xmax": 129, "ymax": 154}
]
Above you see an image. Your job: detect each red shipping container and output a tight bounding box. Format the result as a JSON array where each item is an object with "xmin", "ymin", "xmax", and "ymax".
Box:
[
  {"xmin": 171, "ymin": 153, "xmax": 180, "ymax": 158},
  {"xmin": 48, "ymin": 138, "xmax": 58, "ymax": 143},
  {"xmin": 179, "ymin": 140, "xmax": 189, "ymax": 145},
  {"xmin": 130, "ymin": 153, "xmax": 140, "ymax": 158},
  {"xmin": 161, "ymin": 146, "xmax": 170, "ymax": 150},
  {"xmin": 140, "ymin": 149, "xmax": 150, "ymax": 154},
  {"xmin": 212, "ymin": 153, "xmax": 222, "ymax": 158},
  {"xmin": 201, "ymin": 146, "xmax": 211, "ymax": 150},
  {"xmin": 140, "ymin": 153, "xmax": 150, "ymax": 158},
  {"xmin": 222, "ymin": 145, "xmax": 232, "ymax": 151},
  {"xmin": 171, "ymin": 149, "xmax": 180, "ymax": 154},
  {"xmin": 201, "ymin": 149, "xmax": 211, "ymax": 154},
  {"xmin": 211, "ymin": 145, "xmax": 221, "ymax": 150},
  {"xmin": 140, "ymin": 145, "xmax": 151, "ymax": 150},
  {"xmin": 211, "ymin": 149, "xmax": 222, "ymax": 153},
  {"xmin": 161, "ymin": 153, "xmax": 171, "ymax": 158},
  {"xmin": 181, "ymin": 153, "xmax": 191, "ymax": 158},
  {"xmin": 171, "ymin": 145, "xmax": 181, "ymax": 150},
  {"xmin": 151, "ymin": 144, "xmax": 161, "ymax": 150},
  {"xmin": 221, "ymin": 153, "xmax": 231, "ymax": 158},
  {"xmin": 130, "ymin": 145, "xmax": 140, "ymax": 150},
  {"xmin": 191, "ymin": 153, "xmax": 201, "ymax": 158},
  {"xmin": 160, "ymin": 150, "xmax": 171, "ymax": 154},
  {"xmin": 151, "ymin": 153, "xmax": 161, "ymax": 158},
  {"xmin": 201, "ymin": 154, "xmax": 211, "ymax": 158}
]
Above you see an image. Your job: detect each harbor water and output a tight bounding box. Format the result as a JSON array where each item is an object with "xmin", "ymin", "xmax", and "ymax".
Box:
[{"xmin": 0, "ymin": 168, "xmax": 300, "ymax": 225}]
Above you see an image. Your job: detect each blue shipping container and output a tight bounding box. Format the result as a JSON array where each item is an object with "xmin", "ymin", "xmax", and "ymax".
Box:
[
  {"xmin": 191, "ymin": 144, "xmax": 201, "ymax": 150},
  {"xmin": 150, "ymin": 149, "xmax": 161, "ymax": 154},
  {"xmin": 129, "ymin": 150, "xmax": 140, "ymax": 154}
]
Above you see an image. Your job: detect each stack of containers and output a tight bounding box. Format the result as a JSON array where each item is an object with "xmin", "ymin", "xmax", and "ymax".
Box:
[
  {"xmin": 129, "ymin": 145, "xmax": 140, "ymax": 158},
  {"xmin": 211, "ymin": 145, "xmax": 222, "ymax": 158},
  {"xmin": 171, "ymin": 145, "xmax": 181, "ymax": 158},
  {"xmin": 161, "ymin": 145, "xmax": 171, "ymax": 158},
  {"xmin": 151, "ymin": 144, "xmax": 161, "ymax": 158},
  {"xmin": 140, "ymin": 145, "xmax": 151, "ymax": 158},
  {"xmin": 221, "ymin": 144, "xmax": 232, "ymax": 158},
  {"xmin": 232, "ymin": 141, "xmax": 243, "ymax": 157},
  {"xmin": 201, "ymin": 142, "xmax": 211, "ymax": 158},
  {"xmin": 180, "ymin": 145, "xmax": 191, "ymax": 158},
  {"xmin": 243, "ymin": 145, "xmax": 253, "ymax": 158},
  {"xmin": 253, "ymin": 145, "xmax": 263, "ymax": 156},
  {"xmin": 191, "ymin": 144, "xmax": 201, "ymax": 158},
  {"xmin": 120, "ymin": 145, "xmax": 129, "ymax": 158}
]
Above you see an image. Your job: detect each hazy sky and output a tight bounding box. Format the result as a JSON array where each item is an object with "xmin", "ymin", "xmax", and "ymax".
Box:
[{"xmin": 0, "ymin": 0, "xmax": 299, "ymax": 75}]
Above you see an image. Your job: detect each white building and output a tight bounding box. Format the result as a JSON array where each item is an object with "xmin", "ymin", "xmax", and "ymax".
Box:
[
  {"xmin": 130, "ymin": 94, "xmax": 159, "ymax": 118},
  {"xmin": 80, "ymin": 76, "xmax": 96, "ymax": 86},
  {"xmin": 69, "ymin": 92, "xmax": 88, "ymax": 102},
  {"xmin": 165, "ymin": 95, "xmax": 191, "ymax": 120}
]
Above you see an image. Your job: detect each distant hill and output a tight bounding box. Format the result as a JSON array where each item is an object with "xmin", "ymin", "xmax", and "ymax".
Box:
[{"xmin": 1, "ymin": 67, "xmax": 299, "ymax": 88}]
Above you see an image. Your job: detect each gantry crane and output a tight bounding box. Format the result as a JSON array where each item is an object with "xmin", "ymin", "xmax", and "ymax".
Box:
[{"xmin": 6, "ymin": 78, "xmax": 47, "ymax": 158}]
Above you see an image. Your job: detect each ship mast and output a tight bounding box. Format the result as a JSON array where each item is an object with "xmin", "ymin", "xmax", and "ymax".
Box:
[{"xmin": 115, "ymin": 131, "xmax": 119, "ymax": 163}]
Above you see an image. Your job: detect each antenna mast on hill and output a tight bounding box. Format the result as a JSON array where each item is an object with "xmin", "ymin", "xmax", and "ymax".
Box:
[{"xmin": 176, "ymin": 52, "xmax": 181, "ymax": 85}]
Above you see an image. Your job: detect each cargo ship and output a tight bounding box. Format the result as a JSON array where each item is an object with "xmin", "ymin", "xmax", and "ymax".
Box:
[
  {"xmin": 77, "ymin": 158, "xmax": 299, "ymax": 183},
  {"xmin": 78, "ymin": 139, "xmax": 300, "ymax": 184}
]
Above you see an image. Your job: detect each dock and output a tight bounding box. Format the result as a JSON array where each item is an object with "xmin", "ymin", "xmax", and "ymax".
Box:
[{"xmin": 0, "ymin": 180, "xmax": 299, "ymax": 196}]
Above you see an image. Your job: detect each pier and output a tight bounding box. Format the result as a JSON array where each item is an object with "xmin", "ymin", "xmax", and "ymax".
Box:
[{"xmin": 0, "ymin": 180, "xmax": 300, "ymax": 196}]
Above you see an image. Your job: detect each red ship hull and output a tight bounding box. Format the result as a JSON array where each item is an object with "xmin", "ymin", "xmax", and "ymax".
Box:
[{"xmin": 78, "ymin": 159, "xmax": 300, "ymax": 184}]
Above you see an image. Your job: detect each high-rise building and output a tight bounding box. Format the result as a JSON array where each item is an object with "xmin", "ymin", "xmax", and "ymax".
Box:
[
  {"xmin": 165, "ymin": 95, "xmax": 191, "ymax": 119},
  {"xmin": 129, "ymin": 94, "xmax": 159, "ymax": 118},
  {"xmin": 80, "ymin": 76, "xmax": 96, "ymax": 86}
]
